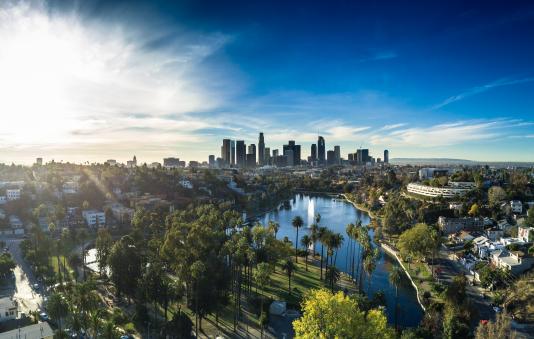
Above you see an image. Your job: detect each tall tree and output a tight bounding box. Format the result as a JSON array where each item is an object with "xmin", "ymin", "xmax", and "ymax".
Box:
[
  {"xmin": 292, "ymin": 216, "xmax": 304, "ymax": 263},
  {"xmin": 388, "ymin": 266, "xmax": 402, "ymax": 331},
  {"xmin": 282, "ymin": 259, "xmax": 296, "ymax": 295},
  {"xmin": 300, "ymin": 235, "xmax": 312, "ymax": 271},
  {"xmin": 108, "ymin": 235, "xmax": 142, "ymax": 301},
  {"xmin": 95, "ymin": 228, "xmax": 113, "ymax": 277}
]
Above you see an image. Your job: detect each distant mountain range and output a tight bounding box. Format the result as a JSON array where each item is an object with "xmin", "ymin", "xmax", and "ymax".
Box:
[{"xmin": 390, "ymin": 158, "xmax": 534, "ymax": 167}]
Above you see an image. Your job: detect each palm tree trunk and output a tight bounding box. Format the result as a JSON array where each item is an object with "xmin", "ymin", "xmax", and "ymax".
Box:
[
  {"xmin": 295, "ymin": 228, "xmax": 299, "ymax": 263},
  {"xmin": 320, "ymin": 245, "xmax": 324, "ymax": 280}
]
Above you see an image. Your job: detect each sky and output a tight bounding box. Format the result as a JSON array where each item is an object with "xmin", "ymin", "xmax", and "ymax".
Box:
[{"xmin": 0, "ymin": 0, "xmax": 534, "ymax": 164}]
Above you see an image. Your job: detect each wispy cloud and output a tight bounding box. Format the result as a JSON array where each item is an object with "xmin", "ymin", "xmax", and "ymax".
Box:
[
  {"xmin": 433, "ymin": 77, "xmax": 534, "ymax": 109},
  {"xmin": 379, "ymin": 123, "xmax": 406, "ymax": 131}
]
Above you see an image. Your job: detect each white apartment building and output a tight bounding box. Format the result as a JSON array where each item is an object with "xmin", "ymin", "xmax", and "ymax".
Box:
[
  {"xmin": 407, "ymin": 182, "xmax": 475, "ymax": 198},
  {"xmin": 6, "ymin": 189, "xmax": 21, "ymax": 201},
  {"xmin": 0, "ymin": 298, "xmax": 17, "ymax": 322},
  {"xmin": 82, "ymin": 210, "xmax": 106, "ymax": 227}
]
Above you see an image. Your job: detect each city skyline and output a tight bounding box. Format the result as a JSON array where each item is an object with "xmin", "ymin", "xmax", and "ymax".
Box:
[{"xmin": 1, "ymin": 0, "xmax": 534, "ymax": 164}]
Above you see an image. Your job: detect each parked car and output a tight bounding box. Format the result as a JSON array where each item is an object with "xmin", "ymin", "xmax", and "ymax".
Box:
[{"xmin": 39, "ymin": 312, "xmax": 49, "ymax": 321}]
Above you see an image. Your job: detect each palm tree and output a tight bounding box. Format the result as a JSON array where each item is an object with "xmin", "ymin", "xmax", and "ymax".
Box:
[
  {"xmin": 268, "ymin": 220, "xmax": 280, "ymax": 239},
  {"xmin": 315, "ymin": 213, "xmax": 321, "ymax": 225},
  {"xmin": 47, "ymin": 293, "xmax": 68, "ymax": 333},
  {"xmin": 310, "ymin": 223, "xmax": 319, "ymax": 256},
  {"xmin": 389, "ymin": 266, "xmax": 402, "ymax": 331},
  {"xmin": 282, "ymin": 259, "xmax": 296, "ymax": 295},
  {"xmin": 300, "ymin": 235, "xmax": 312, "ymax": 271},
  {"xmin": 364, "ymin": 248, "xmax": 379, "ymax": 295},
  {"xmin": 325, "ymin": 266, "xmax": 341, "ymax": 293},
  {"xmin": 318, "ymin": 227, "xmax": 328, "ymax": 280},
  {"xmin": 345, "ymin": 224, "xmax": 354, "ymax": 273},
  {"xmin": 331, "ymin": 233, "xmax": 344, "ymax": 266},
  {"xmin": 291, "ymin": 216, "xmax": 304, "ymax": 263},
  {"xmin": 78, "ymin": 229, "xmax": 89, "ymax": 281}
]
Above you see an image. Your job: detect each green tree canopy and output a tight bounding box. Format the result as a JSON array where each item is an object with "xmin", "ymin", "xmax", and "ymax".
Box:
[{"xmin": 293, "ymin": 289, "xmax": 394, "ymax": 339}]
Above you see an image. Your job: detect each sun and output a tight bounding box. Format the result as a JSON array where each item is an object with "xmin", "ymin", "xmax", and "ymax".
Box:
[{"xmin": 0, "ymin": 4, "xmax": 102, "ymax": 145}]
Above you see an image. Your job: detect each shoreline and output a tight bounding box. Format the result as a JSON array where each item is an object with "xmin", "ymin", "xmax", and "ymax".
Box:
[
  {"xmin": 380, "ymin": 243, "xmax": 427, "ymax": 312},
  {"xmin": 342, "ymin": 193, "xmax": 427, "ymax": 313},
  {"xmin": 341, "ymin": 193, "xmax": 380, "ymax": 220}
]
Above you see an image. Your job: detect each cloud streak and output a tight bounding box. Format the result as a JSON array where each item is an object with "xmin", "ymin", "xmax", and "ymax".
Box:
[{"xmin": 433, "ymin": 77, "xmax": 534, "ymax": 109}]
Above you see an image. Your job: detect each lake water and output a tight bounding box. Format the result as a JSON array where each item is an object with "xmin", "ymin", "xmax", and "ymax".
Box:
[{"xmin": 255, "ymin": 193, "xmax": 424, "ymax": 327}]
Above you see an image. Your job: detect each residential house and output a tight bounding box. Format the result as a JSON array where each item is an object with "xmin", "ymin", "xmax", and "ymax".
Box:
[
  {"xmin": 518, "ymin": 226, "xmax": 533, "ymax": 243},
  {"xmin": 0, "ymin": 322, "xmax": 53, "ymax": 339},
  {"xmin": 438, "ymin": 216, "xmax": 483, "ymax": 235},
  {"xmin": 82, "ymin": 210, "xmax": 106, "ymax": 227},
  {"xmin": 510, "ymin": 200, "xmax": 523, "ymax": 214},
  {"xmin": 486, "ymin": 228, "xmax": 504, "ymax": 241},
  {"xmin": 491, "ymin": 250, "xmax": 534, "ymax": 275},
  {"xmin": 6, "ymin": 189, "xmax": 21, "ymax": 201},
  {"xmin": 0, "ymin": 297, "xmax": 17, "ymax": 322}
]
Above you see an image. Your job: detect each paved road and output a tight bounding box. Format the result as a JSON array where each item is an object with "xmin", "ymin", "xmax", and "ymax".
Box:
[
  {"xmin": 2, "ymin": 238, "xmax": 44, "ymax": 315},
  {"xmin": 435, "ymin": 250, "xmax": 494, "ymax": 324}
]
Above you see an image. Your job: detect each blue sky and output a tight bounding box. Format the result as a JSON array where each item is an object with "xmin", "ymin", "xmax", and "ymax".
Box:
[{"xmin": 1, "ymin": 0, "xmax": 533, "ymax": 164}]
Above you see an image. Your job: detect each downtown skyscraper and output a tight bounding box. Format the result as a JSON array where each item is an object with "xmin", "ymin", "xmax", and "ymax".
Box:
[
  {"xmin": 318, "ymin": 136, "xmax": 325, "ymax": 165},
  {"xmin": 258, "ymin": 132, "xmax": 265, "ymax": 166},
  {"xmin": 236, "ymin": 140, "xmax": 246, "ymax": 168}
]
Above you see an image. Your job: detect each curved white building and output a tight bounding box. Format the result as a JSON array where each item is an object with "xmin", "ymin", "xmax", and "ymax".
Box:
[{"xmin": 407, "ymin": 182, "xmax": 475, "ymax": 198}]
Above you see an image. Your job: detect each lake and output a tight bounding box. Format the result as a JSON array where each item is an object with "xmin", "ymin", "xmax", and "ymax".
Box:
[{"xmin": 254, "ymin": 193, "xmax": 424, "ymax": 328}]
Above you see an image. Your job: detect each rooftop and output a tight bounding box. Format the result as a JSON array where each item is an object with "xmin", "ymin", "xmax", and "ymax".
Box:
[{"xmin": 0, "ymin": 322, "xmax": 53, "ymax": 339}]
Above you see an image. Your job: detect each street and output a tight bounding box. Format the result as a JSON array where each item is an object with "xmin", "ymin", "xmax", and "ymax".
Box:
[{"xmin": 1, "ymin": 238, "xmax": 44, "ymax": 316}]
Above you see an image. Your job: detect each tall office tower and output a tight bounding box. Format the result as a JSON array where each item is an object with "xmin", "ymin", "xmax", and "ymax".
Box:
[
  {"xmin": 284, "ymin": 149, "xmax": 294, "ymax": 166},
  {"xmin": 35, "ymin": 157, "xmax": 43, "ymax": 166},
  {"xmin": 236, "ymin": 140, "xmax": 246, "ymax": 168},
  {"xmin": 327, "ymin": 150, "xmax": 335, "ymax": 165},
  {"xmin": 310, "ymin": 144, "xmax": 317, "ymax": 163},
  {"xmin": 384, "ymin": 149, "xmax": 389, "ymax": 164},
  {"xmin": 272, "ymin": 149, "xmax": 279, "ymax": 157},
  {"xmin": 258, "ymin": 132, "xmax": 265, "ymax": 166},
  {"xmin": 221, "ymin": 139, "xmax": 231, "ymax": 165},
  {"xmin": 230, "ymin": 140, "xmax": 236, "ymax": 165},
  {"xmin": 248, "ymin": 144, "xmax": 257, "ymax": 164},
  {"xmin": 348, "ymin": 153, "xmax": 354, "ymax": 162},
  {"xmin": 334, "ymin": 145, "xmax": 341, "ymax": 164},
  {"xmin": 356, "ymin": 149, "xmax": 370, "ymax": 164},
  {"xmin": 264, "ymin": 147, "xmax": 271, "ymax": 165},
  {"xmin": 318, "ymin": 136, "xmax": 325, "ymax": 165},
  {"xmin": 283, "ymin": 140, "xmax": 301, "ymax": 166},
  {"xmin": 208, "ymin": 155, "xmax": 215, "ymax": 167}
]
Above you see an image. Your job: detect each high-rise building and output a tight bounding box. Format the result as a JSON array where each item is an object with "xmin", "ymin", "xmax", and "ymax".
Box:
[
  {"xmin": 221, "ymin": 139, "xmax": 231, "ymax": 165},
  {"xmin": 230, "ymin": 140, "xmax": 236, "ymax": 165},
  {"xmin": 236, "ymin": 140, "xmax": 246, "ymax": 168},
  {"xmin": 35, "ymin": 158, "xmax": 43, "ymax": 166},
  {"xmin": 327, "ymin": 150, "xmax": 335, "ymax": 165},
  {"xmin": 356, "ymin": 149, "xmax": 369, "ymax": 164},
  {"xmin": 272, "ymin": 149, "xmax": 279, "ymax": 157},
  {"xmin": 247, "ymin": 144, "xmax": 256, "ymax": 167},
  {"xmin": 283, "ymin": 149, "xmax": 294, "ymax": 167},
  {"xmin": 384, "ymin": 149, "xmax": 389, "ymax": 164},
  {"xmin": 258, "ymin": 132, "xmax": 265, "ymax": 166},
  {"xmin": 310, "ymin": 144, "xmax": 317, "ymax": 163},
  {"xmin": 318, "ymin": 136, "xmax": 325, "ymax": 165},
  {"xmin": 264, "ymin": 147, "xmax": 271, "ymax": 165},
  {"xmin": 208, "ymin": 155, "xmax": 215, "ymax": 167},
  {"xmin": 283, "ymin": 140, "xmax": 301, "ymax": 166},
  {"xmin": 334, "ymin": 145, "xmax": 341, "ymax": 164},
  {"xmin": 163, "ymin": 157, "xmax": 180, "ymax": 168}
]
